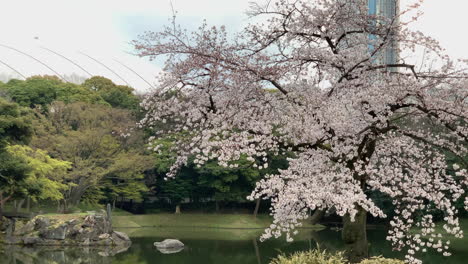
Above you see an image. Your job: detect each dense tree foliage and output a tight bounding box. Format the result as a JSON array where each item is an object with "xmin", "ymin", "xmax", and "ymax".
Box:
[
  {"xmin": 31, "ymin": 101, "xmax": 151, "ymax": 211},
  {"xmin": 7, "ymin": 145, "xmax": 71, "ymax": 203},
  {"xmin": 1, "ymin": 76, "xmax": 107, "ymax": 112},
  {"xmin": 149, "ymin": 135, "xmax": 290, "ymax": 213},
  {"xmin": 0, "ymin": 98, "xmax": 33, "ymax": 216},
  {"xmin": 2, "ymin": 75, "xmax": 280, "ymax": 215},
  {"xmin": 82, "ymin": 76, "xmax": 140, "ymax": 110},
  {"xmin": 0, "ymin": 76, "xmax": 150, "ymax": 213}
]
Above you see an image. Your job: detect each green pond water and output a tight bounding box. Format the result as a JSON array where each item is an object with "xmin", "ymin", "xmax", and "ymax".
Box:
[{"xmin": 0, "ymin": 227, "xmax": 467, "ymax": 264}]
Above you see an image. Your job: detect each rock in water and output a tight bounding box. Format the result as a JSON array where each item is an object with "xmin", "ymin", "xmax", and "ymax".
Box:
[
  {"xmin": 157, "ymin": 247, "xmax": 184, "ymax": 254},
  {"xmin": 154, "ymin": 239, "xmax": 184, "ymax": 249},
  {"xmin": 113, "ymin": 231, "xmax": 131, "ymax": 242}
]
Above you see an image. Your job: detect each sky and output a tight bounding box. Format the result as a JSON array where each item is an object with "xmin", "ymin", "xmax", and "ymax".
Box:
[{"xmin": 0, "ymin": 0, "xmax": 466, "ymax": 92}]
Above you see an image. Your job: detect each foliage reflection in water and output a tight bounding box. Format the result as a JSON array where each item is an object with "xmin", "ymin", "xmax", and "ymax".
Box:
[{"xmin": 1, "ymin": 227, "xmax": 467, "ymax": 264}]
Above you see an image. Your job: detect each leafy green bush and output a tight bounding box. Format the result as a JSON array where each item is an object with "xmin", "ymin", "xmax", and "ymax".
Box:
[
  {"xmin": 269, "ymin": 250, "xmax": 404, "ymax": 264},
  {"xmin": 270, "ymin": 249, "xmax": 347, "ymax": 264}
]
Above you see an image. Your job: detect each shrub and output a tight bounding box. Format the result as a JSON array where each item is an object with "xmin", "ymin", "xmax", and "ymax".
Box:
[
  {"xmin": 270, "ymin": 249, "xmax": 347, "ymax": 264},
  {"xmin": 269, "ymin": 250, "xmax": 404, "ymax": 264}
]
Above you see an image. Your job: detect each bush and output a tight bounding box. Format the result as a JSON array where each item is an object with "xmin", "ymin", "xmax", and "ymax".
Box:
[
  {"xmin": 270, "ymin": 249, "xmax": 347, "ymax": 264},
  {"xmin": 269, "ymin": 250, "xmax": 404, "ymax": 264}
]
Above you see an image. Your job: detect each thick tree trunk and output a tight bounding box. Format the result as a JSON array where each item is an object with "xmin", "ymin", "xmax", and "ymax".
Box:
[
  {"xmin": 112, "ymin": 199, "xmax": 116, "ymax": 210},
  {"xmin": 175, "ymin": 204, "xmax": 181, "ymax": 214},
  {"xmin": 0, "ymin": 191, "xmax": 13, "ymax": 216},
  {"xmin": 253, "ymin": 199, "xmax": 260, "ymax": 218},
  {"xmin": 310, "ymin": 209, "xmax": 325, "ymax": 225},
  {"xmin": 342, "ymin": 206, "xmax": 368, "ymax": 263},
  {"xmin": 215, "ymin": 200, "xmax": 220, "ymax": 213}
]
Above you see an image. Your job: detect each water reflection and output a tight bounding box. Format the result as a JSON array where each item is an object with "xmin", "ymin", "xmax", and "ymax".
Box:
[
  {"xmin": 0, "ymin": 227, "xmax": 467, "ymax": 264},
  {"xmin": 0, "ymin": 243, "xmax": 130, "ymax": 264}
]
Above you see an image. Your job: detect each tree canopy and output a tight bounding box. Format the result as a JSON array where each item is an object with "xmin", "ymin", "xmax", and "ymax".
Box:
[
  {"xmin": 134, "ymin": 0, "xmax": 467, "ymax": 263},
  {"xmin": 0, "ymin": 98, "xmax": 33, "ymax": 213},
  {"xmin": 82, "ymin": 76, "xmax": 140, "ymax": 110}
]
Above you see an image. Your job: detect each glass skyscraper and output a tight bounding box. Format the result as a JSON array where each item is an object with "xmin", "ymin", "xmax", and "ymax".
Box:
[{"xmin": 367, "ymin": 0, "xmax": 399, "ymax": 66}]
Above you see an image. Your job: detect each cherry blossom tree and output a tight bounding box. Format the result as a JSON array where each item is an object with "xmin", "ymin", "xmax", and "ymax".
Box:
[{"xmin": 134, "ymin": 0, "xmax": 467, "ymax": 263}]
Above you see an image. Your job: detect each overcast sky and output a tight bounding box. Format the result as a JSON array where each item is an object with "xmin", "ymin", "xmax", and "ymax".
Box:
[{"xmin": 0, "ymin": 0, "xmax": 466, "ymax": 92}]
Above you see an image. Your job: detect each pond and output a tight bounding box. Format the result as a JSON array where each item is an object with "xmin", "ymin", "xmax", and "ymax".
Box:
[{"xmin": 1, "ymin": 227, "xmax": 467, "ymax": 264}]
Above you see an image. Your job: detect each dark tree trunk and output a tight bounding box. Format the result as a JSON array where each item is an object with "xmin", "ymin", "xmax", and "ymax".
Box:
[
  {"xmin": 16, "ymin": 199, "xmax": 25, "ymax": 212},
  {"xmin": 310, "ymin": 209, "xmax": 325, "ymax": 225},
  {"xmin": 63, "ymin": 199, "xmax": 68, "ymax": 213},
  {"xmin": 26, "ymin": 197, "xmax": 31, "ymax": 213},
  {"xmin": 0, "ymin": 191, "xmax": 12, "ymax": 218},
  {"xmin": 215, "ymin": 200, "xmax": 220, "ymax": 212},
  {"xmin": 342, "ymin": 206, "xmax": 368, "ymax": 263},
  {"xmin": 253, "ymin": 199, "xmax": 261, "ymax": 218},
  {"xmin": 112, "ymin": 199, "xmax": 116, "ymax": 210}
]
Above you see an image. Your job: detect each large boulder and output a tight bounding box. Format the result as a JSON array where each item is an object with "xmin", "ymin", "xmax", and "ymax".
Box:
[
  {"xmin": 40, "ymin": 224, "xmax": 67, "ymax": 240},
  {"xmin": 154, "ymin": 239, "xmax": 184, "ymax": 249},
  {"xmin": 14, "ymin": 219, "xmax": 35, "ymax": 236},
  {"xmin": 34, "ymin": 216, "xmax": 50, "ymax": 230},
  {"xmin": 113, "ymin": 231, "xmax": 130, "ymax": 242}
]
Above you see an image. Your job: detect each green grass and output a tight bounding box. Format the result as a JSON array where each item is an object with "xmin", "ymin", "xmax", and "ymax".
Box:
[
  {"xmin": 119, "ymin": 227, "xmax": 264, "ymax": 240},
  {"xmin": 112, "ymin": 213, "xmax": 325, "ymax": 230},
  {"xmin": 117, "ymin": 225, "xmax": 321, "ymax": 241}
]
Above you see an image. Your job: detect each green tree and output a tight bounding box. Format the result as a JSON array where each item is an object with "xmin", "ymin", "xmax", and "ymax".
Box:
[
  {"xmin": 31, "ymin": 101, "xmax": 150, "ymax": 211},
  {"xmin": 82, "ymin": 76, "xmax": 140, "ymax": 110},
  {"xmin": 6, "ymin": 145, "xmax": 71, "ymax": 211},
  {"xmin": 0, "ymin": 98, "xmax": 33, "ymax": 217},
  {"xmin": 2, "ymin": 75, "xmax": 108, "ymax": 112},
  {"xmin": 101, "ymin": 152, "xmax": 152, "ymax": 209},
  {"xmin": 150, "ymin": 134, "xmax": 291, "ymax": 214}
]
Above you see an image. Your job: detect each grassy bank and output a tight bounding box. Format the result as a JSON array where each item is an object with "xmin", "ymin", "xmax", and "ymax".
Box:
[{"xmin": 112, "ymin": 213, "xmax": 325, "ymax": 230}]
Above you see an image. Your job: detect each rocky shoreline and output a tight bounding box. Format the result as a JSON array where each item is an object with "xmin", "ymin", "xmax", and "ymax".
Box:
[{"xmin": 1, "ymin": 213, "xmax": 131, "ymax": 247}]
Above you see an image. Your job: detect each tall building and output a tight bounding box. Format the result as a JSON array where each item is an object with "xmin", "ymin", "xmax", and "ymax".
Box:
[{"xmin": 367, "ymin": 0, "xmax": 399, "ymax": 66}]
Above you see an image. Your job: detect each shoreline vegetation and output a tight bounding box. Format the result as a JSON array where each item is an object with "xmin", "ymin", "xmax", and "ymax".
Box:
[{"xmin": 271, "ymin": 250, "xmax": 404, "ymax": 264}]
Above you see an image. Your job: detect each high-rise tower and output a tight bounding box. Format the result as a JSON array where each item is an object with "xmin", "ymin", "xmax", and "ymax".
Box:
[{"xmin": 367, "ymin": 0, "xmax": 399, "ymax": 66}]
